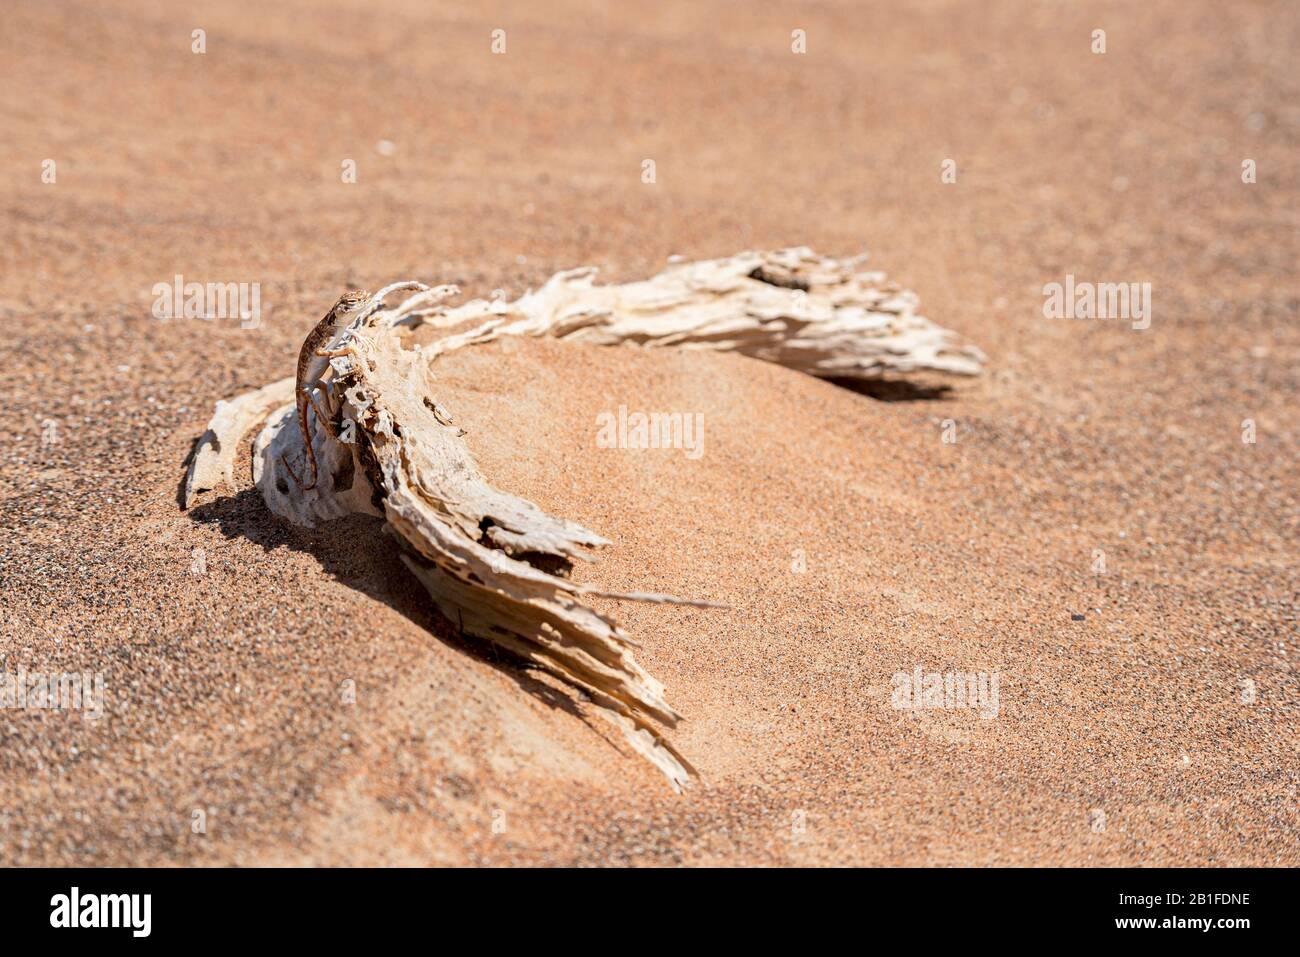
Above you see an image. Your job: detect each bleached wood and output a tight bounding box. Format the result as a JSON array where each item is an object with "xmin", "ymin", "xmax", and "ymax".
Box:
[
  {"xmin": 408, "ymin": 247, "xmax": 984, "ymax": 378},
  {"xmin": 182, "ymin": 377, "xmax": 295, "ymax": 508},
  {"xmin": 181, "ymin": 249, "xmax": 984, "ymax": 787}
]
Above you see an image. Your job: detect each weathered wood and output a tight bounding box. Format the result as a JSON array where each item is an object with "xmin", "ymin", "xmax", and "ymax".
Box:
[
  {"xmin": 408, "ymin": 247, "xmax": 984, "ymax": 378},
  {"xmin": 181, "ymin": 249, "xmax": 984, "ymax": 787},
  {"xmin": 182, "ymin": 377, "xmax": 294, "ymax": 508}
]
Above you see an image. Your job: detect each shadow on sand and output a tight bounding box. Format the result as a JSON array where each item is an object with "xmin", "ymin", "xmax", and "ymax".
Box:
[
  {"xmin": 185, "ymin": 487, "xmax": 616, "ymax": 746},
  {"xmin": 828, "ymin": 377, "xmax": 956, "ymax": 401}
]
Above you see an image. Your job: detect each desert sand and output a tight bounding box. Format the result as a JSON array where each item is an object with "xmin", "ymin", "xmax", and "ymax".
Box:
[{"xmin": 1, "ymin": 0, "xmax": 1296, "ymax": 866}]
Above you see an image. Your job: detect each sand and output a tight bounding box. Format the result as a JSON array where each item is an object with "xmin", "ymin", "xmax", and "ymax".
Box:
[{"xmin": 1, "ymin": 0, "xmax": 1295, "ymax": 865}]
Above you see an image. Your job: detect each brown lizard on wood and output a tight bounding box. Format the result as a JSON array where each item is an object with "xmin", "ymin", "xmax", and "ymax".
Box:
[
  {"xmin": 281, "ymin": 290, "xmax": 371, "ymax": 489},
  {"xmin": 284, "ymin": 283, "xmax": 428, "ymax": 489}
]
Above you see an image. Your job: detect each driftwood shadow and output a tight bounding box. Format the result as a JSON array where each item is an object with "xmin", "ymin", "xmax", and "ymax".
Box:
[
  {"xmin": 185, "ymin": 487, "xmax": 618, "ymax": 745},
  {"xmin": 828, "ymin": 377, "xmax": 955, "ymax": 401}
]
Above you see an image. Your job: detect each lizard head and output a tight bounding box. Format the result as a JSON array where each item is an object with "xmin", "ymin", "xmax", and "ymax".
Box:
[{"xmin": 336, "ymin": 289, "xmax": 371, "ymax": 312}]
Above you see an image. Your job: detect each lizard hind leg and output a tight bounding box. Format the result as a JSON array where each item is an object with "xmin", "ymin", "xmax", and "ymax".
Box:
[
  {"xmin": 296, "ymin": 391, "xmax": 321, "ymax": 491},
  {"xmin": 299, "ymin": 382, "xmax": 346, "ymax": 492}
]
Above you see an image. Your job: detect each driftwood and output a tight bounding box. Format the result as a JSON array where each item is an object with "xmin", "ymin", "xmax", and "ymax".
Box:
[
  {"xmin": 182, "ymin": 249, "xmax": 983, "ymax": 788},
  {"xmin": 409, "ymin": 246, "xmax": 984, "ymax": 377},
  {"xmin": 182, "ymin": 377, "xmax": 295, "ymax": 511}
]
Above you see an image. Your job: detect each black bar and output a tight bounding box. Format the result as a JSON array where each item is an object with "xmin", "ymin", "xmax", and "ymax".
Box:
[{"xmin": 0, "ymin": 867, "xmax": 1286, "ymax": 944}]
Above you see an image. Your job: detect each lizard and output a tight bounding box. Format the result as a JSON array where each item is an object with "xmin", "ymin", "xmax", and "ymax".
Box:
[
  {"xmin": 284, "ymin": 282, "xmax": 430, "ymax": 490},
  {"xmin": 281, "ymin": 290, "xmax": 370, "ymax": 490}
]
